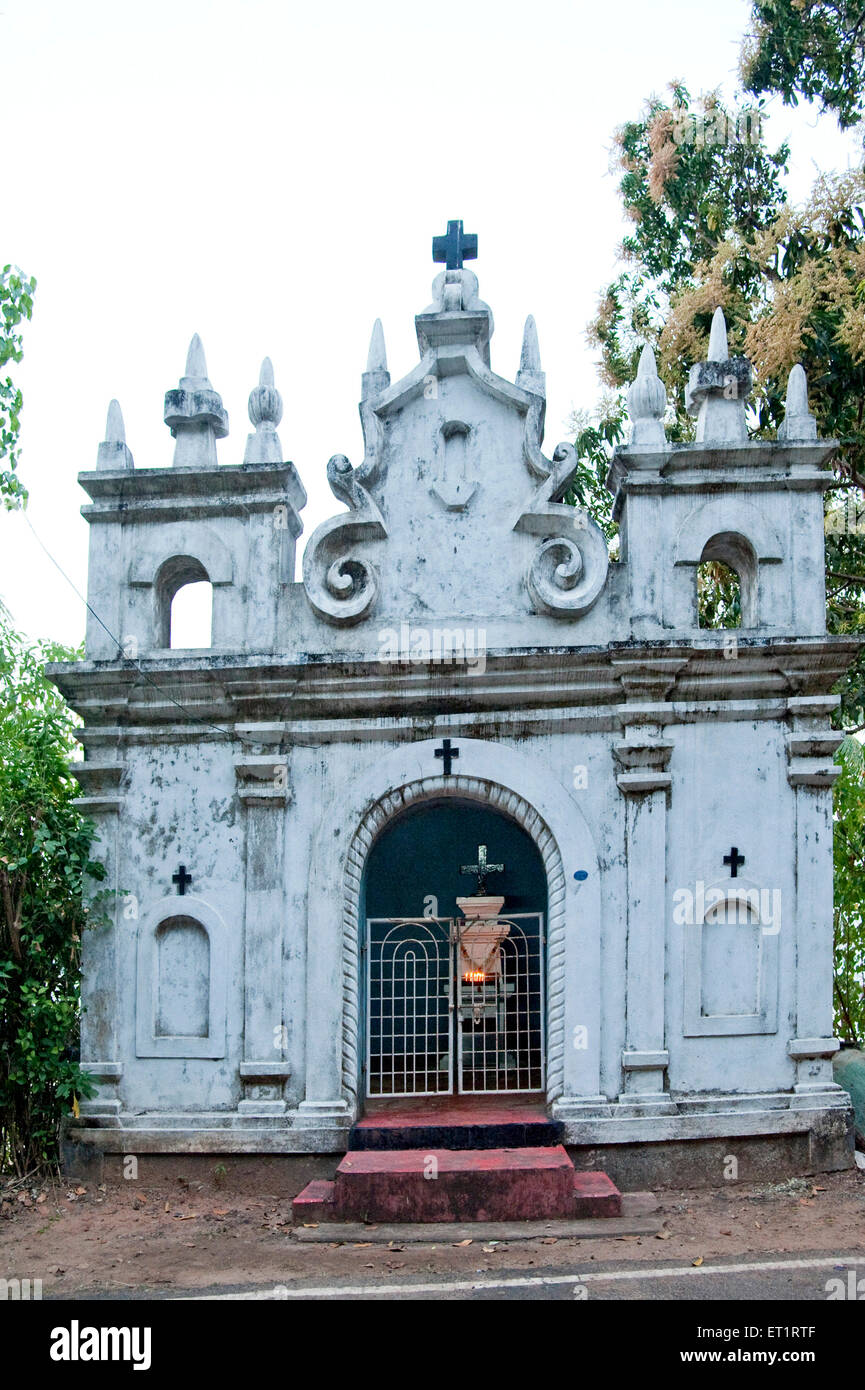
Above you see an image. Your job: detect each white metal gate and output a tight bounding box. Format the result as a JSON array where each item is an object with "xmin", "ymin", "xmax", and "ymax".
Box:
[{"xmin": 365, "ymin": 913, "xmax": 545, "ymax": 1098}]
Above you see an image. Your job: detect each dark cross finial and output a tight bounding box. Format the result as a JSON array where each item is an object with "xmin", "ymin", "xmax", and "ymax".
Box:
[
  {"xmin": 460, "ymin": 844, "xmax": 504, "ymax": 896},
  {"xmin": 434, "ymin": 738, "xmax": 459, "ymax": 776},
  {"xmin": 172, "ymin": 863, "xmax": 193, "ymax": 896},
  {"xmin": 432, "ymin": 219, "xmax": 478, "ymax": 271},
  {"xmin": 723, "ymin": 846, "xmax": 745, "ymax": 878}
]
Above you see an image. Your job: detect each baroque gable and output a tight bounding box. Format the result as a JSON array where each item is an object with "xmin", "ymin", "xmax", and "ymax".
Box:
[{"xmin": 301, "ymin": 267, "xmax": 609, "ymax": 629}]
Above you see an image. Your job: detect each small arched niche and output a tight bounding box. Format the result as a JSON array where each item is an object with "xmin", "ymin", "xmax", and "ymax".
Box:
[
  {"xmin": 155, "ymin": 556, "xmax": 213, "ymax": 648},
  {"xmin": 155, "ymin": 916, "xmax": 210, "ymax": 1038},
  {"xmin": 683, "ymin": 882, "xmax": 779, "ymax": 1036},
  {"xmin": 697, "ymin": 532, "xmax": 757, "ymax": 629},
  {"xmin": 136, "ymin": 897, "xmax": 227, "ymax": 1058},
  {"xmin": 700, "ymin": 898, "xmax": 761, "ymax": 1017}
]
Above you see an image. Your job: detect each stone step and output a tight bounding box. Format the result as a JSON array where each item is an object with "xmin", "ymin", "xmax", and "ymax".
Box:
[
  {"xmin": 292, "ymin": 1146, "xmax": 622, "ymax": 1224},
  {"xmin": 350, "ymin": 1111, "xmax": 564, "ymax": 1152}
]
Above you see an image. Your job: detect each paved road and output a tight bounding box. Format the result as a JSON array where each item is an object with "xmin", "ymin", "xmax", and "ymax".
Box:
[{"xmin": 66, "ymin": 1252, "xmax": 865, "ymax": 1301}]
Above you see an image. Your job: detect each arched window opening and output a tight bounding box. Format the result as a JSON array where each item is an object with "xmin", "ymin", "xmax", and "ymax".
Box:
[
  {"xmin": 155, "ymin": 556, "xmax": 213, "ymax": 648},
  {"xmin": 697, "ymin": 559, "xmax": 741, "ymax": 629},
  {"xmin": 697, "ymin": 532, "xmax": 757, "ymax": 629},
  {"xmin": 170, "ymin": 581, "xmax": 213, "ymax": 648}
]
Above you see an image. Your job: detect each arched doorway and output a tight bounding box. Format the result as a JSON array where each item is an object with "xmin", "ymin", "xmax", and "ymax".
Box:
[{"xmin": 361, "ymin": 799, "xmax": 547, "ymax": 1101}]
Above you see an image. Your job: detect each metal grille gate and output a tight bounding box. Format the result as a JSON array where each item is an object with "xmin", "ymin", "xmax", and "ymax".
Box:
[{"xmin": 365, "ymin": 914, "xmax": 545, "ymax": 1098}]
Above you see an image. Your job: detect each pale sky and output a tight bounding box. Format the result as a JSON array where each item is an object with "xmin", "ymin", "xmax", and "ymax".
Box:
[{"xmin": 2, "ymin": 0, "xmax": 859, "ymax": 648}]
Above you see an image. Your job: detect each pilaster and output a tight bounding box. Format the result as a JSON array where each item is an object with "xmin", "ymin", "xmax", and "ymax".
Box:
[
  {"xmin": 235, "ymin": 730, "xmax": 291, "ymax": 1115},
  {"xmin": 72, "ymin": 758, "xmax": 127, "ymax": 1121},
  {"xmin": 613, "ymin": 660, "xmax": 683, "ymax": 1114},
  {"xmin": 786, "ymin": 696, "xmax": 845, "ymax": 1098}
]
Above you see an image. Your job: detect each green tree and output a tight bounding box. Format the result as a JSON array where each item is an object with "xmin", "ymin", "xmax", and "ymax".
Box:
[
  {"xmin": 742, "ymin": 0, "xmax": 865, "ymax": 132},
  {"xmin": 0, "ymin": 610, "xmax": 104, "ymax": 1173},
  {"xmin": 1, "ymin": 264, "xmax": 36, "ymax": 510},
  {"xmin": 834, "ymin": 736, "xmax": 865, "ymax": 1043}
]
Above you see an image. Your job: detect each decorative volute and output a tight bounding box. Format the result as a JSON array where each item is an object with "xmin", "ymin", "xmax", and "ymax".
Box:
[
  {"xmin": 164, "ymin": 333, "xmax": 229, "ymax": 467},
  {"xmin": 685, "ymin": 307, "xmax": 753, "ymax": 443},
  {"xmin": 96, "ymin": 399, "xmax": 134, "ymax": 470},
  {"xmin": 778, "ymin": 363, "xmax": 818, "ymax": 442},
  {"xmin": 244, "ymin": 357, "xmax": 284, "ymax": 464},
  {"xmin": 626, "ymin": 346, "xmax": 667, "ymax": 447}
]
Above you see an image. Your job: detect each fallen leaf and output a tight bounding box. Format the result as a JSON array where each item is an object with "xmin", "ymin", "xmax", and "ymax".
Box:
[
  {"xmin": 213, "ymin": 1209, "xmax": 231, "ymax": 1217},
  {"xmin": 36, "ymin": 1193, "xmax": 47, "ymax": 1205},
  {"xmin": 455, "ymin": 1238, "xmax": 472, "ymax": 1246},
  {"xmin": 75, "ymin": 1187, "xmax": 87, "ymax": 1196},
  {"xmin": 164, "ymin": 1202, "xmax": 170, "ymax": 1212},
  {"xmin": 301, "ymin": 1222, "xmax": 319, "ymax": 1228},
  {"xmin": 692, "ymin": 1257, "xmax": 704, "ymax": 1267},
  {"xmin": 541, "ymin": 1237, "xmax": 558, "ymax": 1245},
  {"xmin": 482, "ymin": 1244, "xmax": 498, "ymax": 1253},
  {"xmin": 352, "ymin": 1242, "xmax": 372, "ymax": 1248},
  {"xmin": 720, "ymin": 1230, "xmax": 732, "ymax": 1236},
  {"xmin": 655, "ymin": 1230, "xmax": 671, "ymax": 1240}
]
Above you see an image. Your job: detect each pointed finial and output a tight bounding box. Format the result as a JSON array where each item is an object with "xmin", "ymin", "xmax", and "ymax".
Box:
[
  {"xmin": 367, "ymin": 319, "xmax": 387, "ymax": 374},
  {"xmin": 106, "ymin": 398, "xmax": 126, "ymax": 444},
  {"xmin": 685, "ymin": 309, "xmax": 753, "ymax": 443},
  {"xmin": 97, "ymin": 398, "xmax": 134, "ymax": 470},
  {"xmin": 245, "ymin": 357, "xmax": 284, "ymax": 463},
  {"xmin": 184, "ymin": 332, "xmax": 209, "ymax": 383},
  {"xmin": 520, "ymin": 315, "xmax": 541, "ymax": 373},
  {"xmin": 164, "ymin": 334, "xmax": 228, "ymax": 467},
  {"xmin": 362, "ymin": 319, "xmax": 391, "ymax": 400},
  {"xmin": 626, "ymin": 345, "xmax": 667, "ymax": 447},
  {"xmin": 778, "ymin": 363, "xmax": 817, "ymax": 442},
  {"xmin": 516, "ymin": 314, "xmax": 545, "ymax": 395},
  {"xmin": 707, "ymin": 307, "xmax": 729, "ymax": 363}
]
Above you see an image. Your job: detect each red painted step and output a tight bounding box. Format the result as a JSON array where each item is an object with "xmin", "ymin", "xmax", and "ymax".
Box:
[
  {"xmin": 351, "ymin": 1096, "xmax": 563, "ymax": 1151},
  {"xmin": 292, "ymin": 1145, "xmax": 622, "ymax": 1224},
  {"xmin": 572, "ymin": 1170, "xmax": 622, "ymax": 1218}
]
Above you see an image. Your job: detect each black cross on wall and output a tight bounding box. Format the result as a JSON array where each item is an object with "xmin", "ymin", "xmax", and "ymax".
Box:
[
  {"xmin": 723, "ymin": 846, "xmax": 745, "ymax": 878},
  {"xmin": 172, "ymin": 864, "xmax": 193, "ymax": 895},
  {"xmin": 432, "ymin": 220, "xmax": 478, "ymax": 271},
  {"xmin": 434, "ymin": 738, "xmax": 459, "ymax": 776}
]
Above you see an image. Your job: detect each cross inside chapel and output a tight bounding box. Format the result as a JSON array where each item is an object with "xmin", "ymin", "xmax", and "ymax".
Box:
[
  {"xmin": 432, "ymin": 219, "xmax": 478, "ymax": 270},
  {"xmin": 461, "ymin": 844, "xmax": 504, "ymax": 896},
  {"xmin": 172, "ymin": 863, "xmax": 193, "ymax": 896}
]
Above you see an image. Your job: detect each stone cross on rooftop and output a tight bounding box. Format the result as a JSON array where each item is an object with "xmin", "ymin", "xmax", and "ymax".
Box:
[{"xmin": 432, "ymin": 219, "xmax": 478, "ymax": 270}]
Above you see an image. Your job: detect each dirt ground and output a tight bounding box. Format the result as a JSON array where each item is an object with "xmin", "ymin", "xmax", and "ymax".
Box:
[{"xmin": 2, "ymin": 1162, "xmax": 864, "ymax": 1296}]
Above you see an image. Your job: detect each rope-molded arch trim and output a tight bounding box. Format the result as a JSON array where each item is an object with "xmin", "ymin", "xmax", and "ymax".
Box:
[{"xmin": 340, "ymin": 775, "xmax": 567, "ymax": 1106}]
